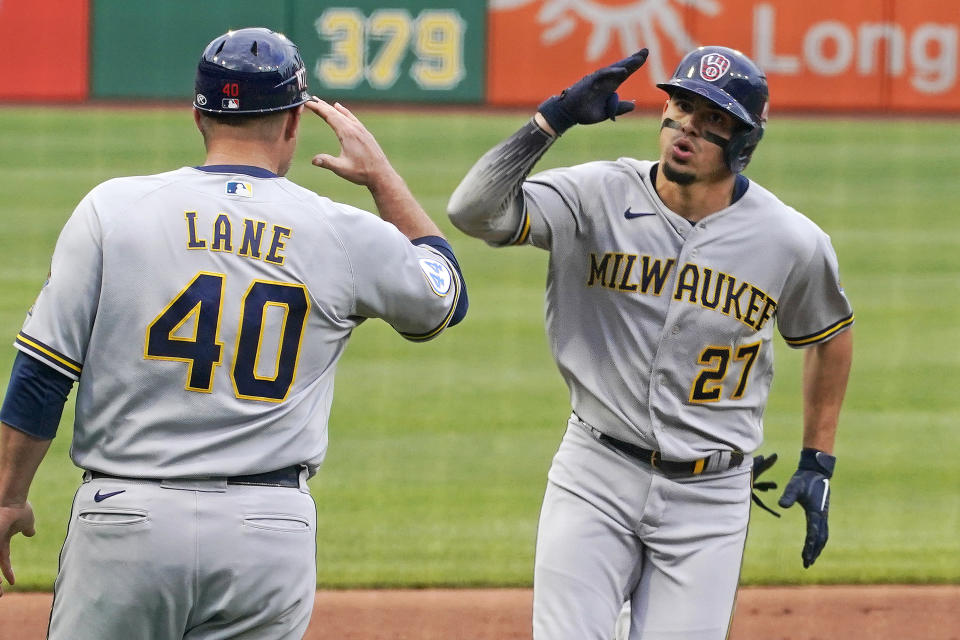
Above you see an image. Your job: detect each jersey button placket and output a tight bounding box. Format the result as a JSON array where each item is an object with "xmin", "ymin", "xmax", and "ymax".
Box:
[
  {"xmin": 650, "ymin": 226, "xmax": 697, "ymax": 444},
  {"xmin": 690, "ymin": 222, "xmax": 706, "ymax": 258},
  {"xmin": 649, "ymin": 307, "xmax": 683, "ymax": 442}
]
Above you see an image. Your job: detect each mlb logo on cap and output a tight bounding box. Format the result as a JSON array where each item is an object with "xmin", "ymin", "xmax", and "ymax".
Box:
[
  {"xmin": 226, "ymin": 181, "xmax": 253, "ymax": 197},
  {"xmin": 699, "ymin": 53, "xmax": 731, "ymax": 82},
  {"xmin": 222, "ymin": 98, "xmax": 240, "ymax": 110}
]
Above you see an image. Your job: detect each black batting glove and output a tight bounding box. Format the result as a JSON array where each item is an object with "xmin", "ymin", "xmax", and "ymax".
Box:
[
  {"xmin": 750, "ymin": 453, "xmax": 780, "ymax": 517},
  {"xmin": 537, "ymin": 49, "xmax": 649, "ymax": 135},
  {"xmin": 778, "ymin": 448, "xmax": 836, "ymax": 568}
]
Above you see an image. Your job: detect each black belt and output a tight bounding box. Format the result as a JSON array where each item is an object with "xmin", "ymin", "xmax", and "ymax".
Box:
[
  {"xmin": 88, "ymin": 465, "xmax": 302, "ymax": 488},
  {"xmin": 589, "ymin": 428, "xmax": 743, "ymax": 476}
]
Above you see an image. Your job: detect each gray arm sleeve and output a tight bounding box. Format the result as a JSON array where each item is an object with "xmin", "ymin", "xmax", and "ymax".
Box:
[{"xmin": 447, "ymin": 118, "xmax": 556, "ymax": 246}]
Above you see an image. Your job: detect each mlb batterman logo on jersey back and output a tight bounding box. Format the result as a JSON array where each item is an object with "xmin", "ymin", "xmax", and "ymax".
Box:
[
  {"xmin": 226, "ymin": 181, "xmax": 253, "ymax": 197},
  {"xmin": 418, "ymin": 258, "xmax": 452, "ymax": 296},
  {"xmin": 699, "ymin": 53, "xmax": 731, "ymax": 82}
]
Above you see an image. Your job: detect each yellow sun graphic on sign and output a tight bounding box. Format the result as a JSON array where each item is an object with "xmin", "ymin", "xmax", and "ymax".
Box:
[{"xmin": 490, "ymin": 0, "xmax": 722, "ymax": 81}]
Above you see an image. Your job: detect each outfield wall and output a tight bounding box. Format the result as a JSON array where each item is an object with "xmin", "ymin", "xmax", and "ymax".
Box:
[{"xmin": 0, "ymin": 0, "xmax": 957, "ymax": 112}]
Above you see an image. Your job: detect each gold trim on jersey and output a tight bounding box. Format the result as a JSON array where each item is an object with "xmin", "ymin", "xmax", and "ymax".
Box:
[
  {"xmin": 783, "ymin": 314, "xmax": 855, "ymax": 347},
  {"xmin": 586, "ymin": 254, "xmax": 779, "ymax": 332},
  {"xmin": 511, "ymin": 211, "xmax": 532, "ymax": 246},
  {"xmin": 251, "ymin": 301, "xmax": 291, "ymax": 381},
  {"xmin": 264, "ymin": 226, "xmax": 292, "ymax": 265},
  {"xmin": 211, "ymin": 213, "xmax": 234, "ymax": 253},
  {"xmin": 238, "ymin": 218, "xmax": 267, "ymax": 259},
  {"xmin": 689, "ymin": 345, "xmax": 729, "ymax": 403},
  {"xmin": 15, "ymin": 332, "xmax": 82, "ymax": 377},
  {"xmin": 143, "ymin": 271, "xmax": 227, "ymax": 394},
  {"xmin": 400, "ymin": 254, "xmax": 462, "ymax": 342},
  {"xmin": 231, "ymin": 280, "xmax": 311, "ymax": 403},
  {"xmin": 182, "ymin": 211, "xmax": 292, "ymax": 264},
  {"xmin": 184, "ymin": 211, "xmax": 207, "ymax": 249},
  {"xmin": 730, "ymin": 341, "xmax": 762, "ymax": 400},
  {"xmin": 588, "ymin": 252, "xmax": 675, "ymax": 295},
  {"xmin": 689, "ymin": 342, "xmax": 764, "ymax": 404}
]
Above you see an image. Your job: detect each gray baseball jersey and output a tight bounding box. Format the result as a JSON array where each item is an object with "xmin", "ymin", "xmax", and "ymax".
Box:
[
  {"xmin": 448, "ymin": 106, "xmax": 853, "ymax": 638},
  {"xmin": 457, "ymin": 155, "xmax": 852, "ymax": 461},
  {"xmin": 16, "ymin": 166, "xmax": 462, "ymax": 478},
  {"xmin": 514, "ymin": 157, "xmax": 853, "ymax": 460}
]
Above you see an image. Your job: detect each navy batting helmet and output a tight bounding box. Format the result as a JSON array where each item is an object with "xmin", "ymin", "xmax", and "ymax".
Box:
[
  {"xmin": 194, "ymin": 27, "xmax": 311, "ymax": 115},
  {"xmin": 657, "ymin": 46, "xmax": 769, "ymax": 173}
]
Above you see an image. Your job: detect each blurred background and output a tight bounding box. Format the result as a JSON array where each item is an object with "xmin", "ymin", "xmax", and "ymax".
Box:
[
  {"xmin": 1, "ymin": 0, "xmax": 958, "ymax": 590},
  {"xmin": 4, "ymin": 0, "xmax": 958, "ymax": 111}
]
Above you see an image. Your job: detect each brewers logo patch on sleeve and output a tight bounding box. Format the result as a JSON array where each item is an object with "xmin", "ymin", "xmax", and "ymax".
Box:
[{"xmin": 418, "ymin": 257, "xmax": 453, "ymax": 296}]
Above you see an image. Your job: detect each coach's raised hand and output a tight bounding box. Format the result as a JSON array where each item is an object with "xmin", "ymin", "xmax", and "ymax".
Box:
[
  {"xmin": 306, "ymin": 97, "xmax": 443, "ymax": 240},
  {"xmin": 307, "ymin": 98, "xmax": 397, "ymax": 188},
  {"xmin": 536, "ymin": 48, "xmax": 649, "ymax": 136}
]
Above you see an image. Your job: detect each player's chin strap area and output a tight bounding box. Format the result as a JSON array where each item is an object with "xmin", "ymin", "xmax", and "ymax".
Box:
[{"xmin": 661, "ymin": 118, "xmax": 730, "ymax": 151}]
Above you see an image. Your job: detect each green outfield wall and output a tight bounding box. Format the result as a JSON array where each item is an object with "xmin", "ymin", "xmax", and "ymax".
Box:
[
  {"xmin": 89, "ymin": 0, "xmax": 485, "ymax": 104},
  {"xmin": 90, "ymin": 1, "xmax": 291, "ymax": 100},
  {"xmin": 2, "ymin": 2, "xmax": 959, "ymax": 111}
]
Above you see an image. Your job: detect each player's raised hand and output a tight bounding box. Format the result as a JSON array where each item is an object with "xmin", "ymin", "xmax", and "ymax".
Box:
[
  {"xmin": 537, "ymin": 48, "xmax": 649, "ymax": 136},
  {"xmin": 306, "ymin": 98, "xmax": 399, "ymax": 189},
  {"xmin": 0, "ymin": 502, "xmax": 36, "ymax": 597}
]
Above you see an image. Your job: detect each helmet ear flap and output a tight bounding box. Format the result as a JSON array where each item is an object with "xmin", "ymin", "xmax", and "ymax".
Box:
[
  {"xmin": 657, "ymin": 45, "xmax": 769, "ymax": 173},
  {"xmin": 725, "ymin": 126, "xmax": 763, "ymax": 173}
]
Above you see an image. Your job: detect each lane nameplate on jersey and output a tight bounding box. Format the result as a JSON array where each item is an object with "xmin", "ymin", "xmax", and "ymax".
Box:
[
  {"xmin": 226, "ymin": 181, "xmax": 253, "ymax": 197},
  {"xmin": 419, "ymin": 258, "xmax": 452, "ymax": 296}
]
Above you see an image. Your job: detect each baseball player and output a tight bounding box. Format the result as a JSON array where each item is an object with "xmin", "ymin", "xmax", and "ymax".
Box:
[
  {"xmin": 448, "ymin": 46, "xmax": 853, "ymax": 639},
  {"xmin": 0, "ymin": 27, "xmax": 466, "ymax": 639}
]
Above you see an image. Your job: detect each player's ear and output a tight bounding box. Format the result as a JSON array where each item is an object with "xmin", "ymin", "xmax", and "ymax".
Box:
[
  {"xmin": 193, "ymin": 108, "xmax": 212, "ymax": 150},
  {"xmin": 284, "ymin": 106, "xmax": 303, "ymax": 142}
]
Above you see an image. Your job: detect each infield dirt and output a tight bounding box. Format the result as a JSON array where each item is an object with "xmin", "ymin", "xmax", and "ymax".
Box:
[{"xmin": 1, "ymin": 585, "xmax": 958, "ymax": 639}]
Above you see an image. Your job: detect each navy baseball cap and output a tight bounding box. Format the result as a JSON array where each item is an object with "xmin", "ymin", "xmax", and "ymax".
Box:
[{"xmin": 194, "ymin": 27, "xmax": 311, "ymax": 114}]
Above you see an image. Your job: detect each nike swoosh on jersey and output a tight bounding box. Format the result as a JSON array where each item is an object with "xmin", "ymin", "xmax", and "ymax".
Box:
[
  {"xmin": 623, "ymin": 209, "xmax": 657, "ymax": 219},
  {"xmin": 93, "ymin": 489, "xmax": 126, "ymax": 502}
]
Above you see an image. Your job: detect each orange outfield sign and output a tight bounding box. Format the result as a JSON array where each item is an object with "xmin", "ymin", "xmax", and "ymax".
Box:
[
  {"xmin": 0, "ymin": 0, "xmax": 89, "ymax": 100},
  {"xmin": 486, "ymin": 0, "xmax": 960, "ymax": 113}
]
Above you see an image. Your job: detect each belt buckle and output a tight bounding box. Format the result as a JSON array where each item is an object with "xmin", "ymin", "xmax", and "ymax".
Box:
[{"xmin": 650, "ymin": 450, "xmax": 661, "ymax": 469}]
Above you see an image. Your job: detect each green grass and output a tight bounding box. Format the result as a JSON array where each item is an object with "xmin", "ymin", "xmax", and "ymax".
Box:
[{"xmin": 0, "ymin": 106, "xmax": 958, "ymax": 590}]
